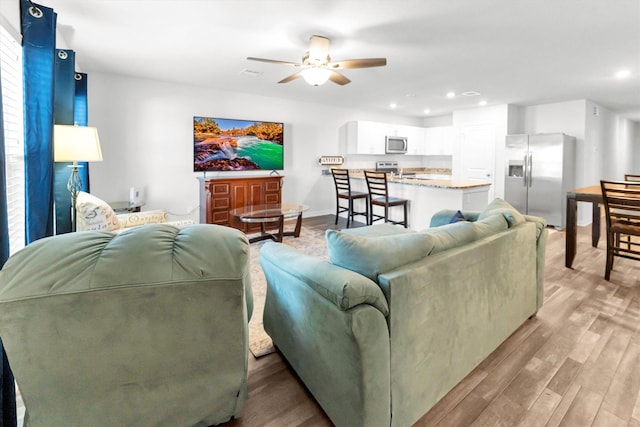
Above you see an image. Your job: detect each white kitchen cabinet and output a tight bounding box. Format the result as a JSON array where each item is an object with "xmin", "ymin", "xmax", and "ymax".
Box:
[
  {"xmin": 401, "ymin": 125, "xmax": 427, "ymax": 155},
  {"xmin": 346, "ymin": 120, "xmax": 426, "ymax": 155},
  {"xmin": 424, "ymin": 126, "xmax": 454, "ymax": 155},
  {"xmin": 346, "ymin": 121, "xmax": 391, "ymax": 154}
]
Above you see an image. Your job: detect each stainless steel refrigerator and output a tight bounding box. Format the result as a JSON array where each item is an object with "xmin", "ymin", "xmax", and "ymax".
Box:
[{"xmin": 504, "ymin": 133, "xmax": 575, "ymax": 228}]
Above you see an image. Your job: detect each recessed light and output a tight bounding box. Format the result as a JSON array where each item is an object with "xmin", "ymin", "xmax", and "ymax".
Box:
[
  {"xmin": 462, "ymin": 91, "xmax": 481, "ymax": 97},
  {"xmin": 446, "ymin": 92, "xmax": 456, "ymax": 98},
  {"xmin": 478, "ymin": 100, "xmax": 487, "ymax": 106},
  {"xmin": 615, "ymin": 69, "xmax": 631, "ymax": 79},
  {"xmin": 423, "ymin": 109, "xmax": 431, "ymax": 115},
  {"xmin": 390, "ymin": 102, "xmax": 397, "ymax": 109}
]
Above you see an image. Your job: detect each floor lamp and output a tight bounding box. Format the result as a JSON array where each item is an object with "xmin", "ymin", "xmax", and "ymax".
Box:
[{"xmin": 53, "ymin": 125, "xmax": 103, "ymax": 232}]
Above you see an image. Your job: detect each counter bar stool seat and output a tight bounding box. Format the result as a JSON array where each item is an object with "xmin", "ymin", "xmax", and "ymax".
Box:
[
  {"xmin": 331, "ymin": 168, "xmax": 369, "ymax": 228},
  {"xmin": 364, "ymin": 170, "xmax": 409, "ymax": 228}
]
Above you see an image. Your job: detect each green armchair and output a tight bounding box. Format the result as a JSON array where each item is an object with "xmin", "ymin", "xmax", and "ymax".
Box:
[{"xmin": 0, "ymin": 224, "xmax": 253, "ymax": 426}]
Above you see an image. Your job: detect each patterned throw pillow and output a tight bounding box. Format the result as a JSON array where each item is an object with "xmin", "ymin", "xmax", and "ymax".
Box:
[{"xmin": 76, "ymin": 191, "xmax": 121, "ymax": 231}]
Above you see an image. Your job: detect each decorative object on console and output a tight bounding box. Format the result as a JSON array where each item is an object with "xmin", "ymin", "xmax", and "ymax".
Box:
[
  {"xmin": 53, "ymin": 125, "xmax": 103, "ymax": 232},
  {"xmin": 193, "ymin": 117, "xmax": 283, "ymax": 172},
  {"xmin": 247, "ymin": 35, "xmax": 386, "ymax": 86}
]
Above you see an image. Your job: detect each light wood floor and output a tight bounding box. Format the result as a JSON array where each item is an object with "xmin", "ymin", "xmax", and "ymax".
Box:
[{"xmin": 225, "ymin": 215, "xmax": 640, "ymax": 427}]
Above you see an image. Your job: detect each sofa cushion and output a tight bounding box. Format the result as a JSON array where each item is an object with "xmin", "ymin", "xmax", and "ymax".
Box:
[
  {"xmin": 449, "ymin": 210, "xmax": 467, "ymax": 223},
  {"xmin": 76, "ymin": 191, "xmax": 121, "ymax": 231},
  {"xmin": 424, "ymin": 213, "xmax": 509, "ymax": 254},
  {"xmin": 118, "ymin": 210, "xmax": 168, "ymax": 228},
  {"xmin": 340, "ymin": 223, "xmax": 414, "ymax": 237},
  {"xmin": 478, "ymin": 198, "xmax": 526, "ymax": 227},
  {"xmin": 326, "ymin": 229, "xmax": 434, "ymax": 281}
]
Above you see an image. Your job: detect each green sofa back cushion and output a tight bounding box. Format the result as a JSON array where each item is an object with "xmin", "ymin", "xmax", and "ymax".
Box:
[
  {"xmin": 340, "ymin": 223, "xmax": 414, "ymax": 237},
  {"xmin": 424, "ymin": 212, "xmax": 509, "ymax": 255},
  {"xmin": 326, "ymin": 229, "xmax": 434, "ymax": 281},
  {"xmin": 478, "ymin": 198, "xmax": 526, "ymax": 227}
]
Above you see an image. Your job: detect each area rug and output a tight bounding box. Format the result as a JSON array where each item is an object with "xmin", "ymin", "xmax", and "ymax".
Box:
[{"xmin": 248, "ymin": 224, "xmax": 329, "ymax": 357}]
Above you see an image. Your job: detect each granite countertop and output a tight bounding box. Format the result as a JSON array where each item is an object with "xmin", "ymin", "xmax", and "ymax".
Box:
[
  {"xmin": 346, "ymin": 170, "xmax": 491, "ymax": 189},
  {"xmin": 385, "ymin": 176, "xmax": 491, "ymax": 189}
]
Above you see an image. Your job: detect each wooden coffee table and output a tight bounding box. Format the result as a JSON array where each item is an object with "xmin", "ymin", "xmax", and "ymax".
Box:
[{"xmin": 230, "ymin": 203, "xmax": 309, "ymax": 243}]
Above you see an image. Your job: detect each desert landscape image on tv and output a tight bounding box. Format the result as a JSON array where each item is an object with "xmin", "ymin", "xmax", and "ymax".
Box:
[{"xmin": 193, "ymin": 116, "xmax": 284, "ymax": 171}]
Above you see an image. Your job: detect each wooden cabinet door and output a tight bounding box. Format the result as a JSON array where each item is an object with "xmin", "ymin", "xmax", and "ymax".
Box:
[{"xmin": 199, "ymin": 176, "xmax": 283, "ymax": 232}]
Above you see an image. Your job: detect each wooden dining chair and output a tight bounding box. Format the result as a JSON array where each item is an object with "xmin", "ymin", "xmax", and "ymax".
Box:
[
  {"xmin": 624, "ymin": 174, "xmax": 640, "ymax": 182},
  {"xmin": 330, "ymin": 168, "xmax": 368, "ymax": 228},
  {"xmin": 600, "ymin": 179, "xmax": 640, "ymax": 280},
  {"xmin": 364, "ymin": 170, "xmax": 409, "ymax": 228}
]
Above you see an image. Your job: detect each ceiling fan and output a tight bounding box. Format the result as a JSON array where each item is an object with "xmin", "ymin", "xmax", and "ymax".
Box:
[{"xmin": 247, "ymin": 35, "xmax": 387, "ymax": 86}]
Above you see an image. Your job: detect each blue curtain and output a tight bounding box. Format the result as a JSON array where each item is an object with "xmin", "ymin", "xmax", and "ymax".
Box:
[
  {"xmin": 53, "ymin": 49, "xmax": 76, "ymax": 233},
  {"xmin": 74, "ymin": 72, "xmax": 90, "ymax": 188},
  {"xmin": 21, "ymin": 0, "xmax": 57, "ymax": 243},
  {"xmin": 0, "ymin": 46, "xmax": 18, "ymax": 427}
]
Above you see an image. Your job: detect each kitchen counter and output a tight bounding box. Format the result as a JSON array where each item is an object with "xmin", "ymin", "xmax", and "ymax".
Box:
[
  {"xmin": 349, "ymin": 172, "xmax": 491, "ymax": 189},
  {"xmin": 342, "ymin": 171, "xmax": 492, "ymax": 229}
]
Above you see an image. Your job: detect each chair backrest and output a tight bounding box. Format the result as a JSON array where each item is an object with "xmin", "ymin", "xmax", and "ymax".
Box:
[
  {"xmin": 0, "ymin": 224, "xmax": 253, "ymax": 425},
  {"xmin": 331, "ymin": 168, "xmax": 353, "ymax": 194},
  {"xmin": 624, "ymin": 174, "xmax": 640, "ymax": 182},
  {"xmin": 364, "ymin": 170, "xmax": 390, "ymax": 200},
  {"xmin": 600, "ymin": 179, "xmax": 640, "ymax": 236}
]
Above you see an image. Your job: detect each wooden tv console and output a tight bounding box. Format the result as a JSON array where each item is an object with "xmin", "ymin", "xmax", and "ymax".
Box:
[{"xmin": 198, "ymin": 176, "xmax": 283, "ymax": 233}]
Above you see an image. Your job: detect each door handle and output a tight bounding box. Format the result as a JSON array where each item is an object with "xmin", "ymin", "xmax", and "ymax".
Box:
[
  {"xmin": 523, "ymin": 155, "xmax": 528, "ymax": 187},
  {"xmin": 528, "ymin": 152, "xmax": 533, "ymax": 187}
]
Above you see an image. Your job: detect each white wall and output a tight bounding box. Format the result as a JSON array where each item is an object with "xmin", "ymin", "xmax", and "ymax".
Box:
[
  {"xmin": 87, "ymin": 72, "xmax": 415, "ymax": 222},
  {"xmin": 0, "ymin": 0, "xmax": 20, "ymax": 40},
  {"xmin": 451, "ymin": 104, "xmax": 512, "ymax": 200},
  {"xmin": 522, "ymin": 99, "xmax": 638, "ymax": 225}
]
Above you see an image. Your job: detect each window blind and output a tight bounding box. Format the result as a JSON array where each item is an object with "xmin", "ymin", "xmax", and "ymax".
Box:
[{"xmin": 1, "ymin": 24, "xmax": 26, "ymax": 255}]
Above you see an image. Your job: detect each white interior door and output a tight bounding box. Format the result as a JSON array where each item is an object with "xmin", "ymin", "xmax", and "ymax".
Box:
[{"xmin": 460, "ymin": 124, "xmax": 495, "ymax": 201}]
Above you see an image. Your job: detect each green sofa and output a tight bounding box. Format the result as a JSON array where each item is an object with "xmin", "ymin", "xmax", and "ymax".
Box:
[
  {"xmin": 259, "ymin": 199, "xmax": 548, "ymax": 427},
  {"xmin": 0, "ymin": 224, "xmax": 253, "ymax": 427}
]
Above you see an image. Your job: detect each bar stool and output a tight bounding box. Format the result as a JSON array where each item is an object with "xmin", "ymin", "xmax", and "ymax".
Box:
[
  {"xmin": 364, "ymin": 170, "xmax": 409, "ymax": 228},
  {"xmin": 331, "ymin": 168, "xmax": 369, "ymax": 228}
]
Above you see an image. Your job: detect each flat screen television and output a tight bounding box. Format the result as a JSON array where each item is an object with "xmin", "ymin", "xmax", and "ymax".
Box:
[{"xmin": 193, "ymin": 116, "xmax": 284, "ymax": 172}]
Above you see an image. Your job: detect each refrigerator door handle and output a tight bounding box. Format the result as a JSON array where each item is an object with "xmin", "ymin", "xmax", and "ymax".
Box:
[
  {"xmin": 528, "ymin": 152, "xmax": 533, "ymax": 187},
  {"xmin": 523, "ymin": 155, "xmax": 528, "ymax": 187}
]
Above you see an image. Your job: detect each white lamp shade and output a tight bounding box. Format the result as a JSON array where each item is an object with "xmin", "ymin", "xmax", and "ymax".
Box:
[
  {"xmin": 54, "ymin": 125, "xmax": 103, "ymax": 162},
  {"xmin": 301, "ymin": 68, "xmax": 331, "ymax": 86}
]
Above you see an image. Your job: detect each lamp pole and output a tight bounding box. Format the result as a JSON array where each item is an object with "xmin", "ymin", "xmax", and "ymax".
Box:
[{"xmin": 67, "ymin": 162, "xmax": 83, "ymax": 232}]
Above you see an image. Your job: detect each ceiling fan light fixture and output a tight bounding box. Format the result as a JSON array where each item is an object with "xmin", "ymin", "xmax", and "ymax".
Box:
[{"xmin": 301, "ymin": 67, "xmax": 331, "ymax": 86}]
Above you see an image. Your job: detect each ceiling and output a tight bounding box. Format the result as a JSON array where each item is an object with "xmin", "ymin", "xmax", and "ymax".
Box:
[{"xmin": 40, "ymin": 0, "xmax": 640, "ymax": 121}]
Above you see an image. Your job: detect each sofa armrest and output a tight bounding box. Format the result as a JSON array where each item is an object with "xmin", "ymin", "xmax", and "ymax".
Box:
[
  {"xmin": 116, "ymin": 210, "xmax": 168, "ymax": 228},
  {"xmin": 259, "ymin": 241, "xmax": 391, "ymax": 426},
  {"xmin": 259, "ymin": 242, "xmax": 388, "ymax": 315}
]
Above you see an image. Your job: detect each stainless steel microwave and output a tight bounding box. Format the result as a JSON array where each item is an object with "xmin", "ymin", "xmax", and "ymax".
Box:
[{"xmin": 385, "ymin": 136, "xmax": 408, "ymax": 154}]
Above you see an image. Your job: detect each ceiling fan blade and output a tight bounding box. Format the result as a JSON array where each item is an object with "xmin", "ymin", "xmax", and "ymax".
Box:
[
  {"xmin": 247, "ymin": 57, "xmax": 301, "ymax": 67},
  {"xmin": 328, "ymin": 71, "xmax": 351, "ymax": 85},
  {"xmin": 278, "ymin": 72, "xmax": 302, "ymax": 84},
  {"xmin": 309, "ymin": 35, "xmax": 330, "ymax": 60},
  {"xmin": 329, "ymin": 58, "xmax": 387, "ymax": 69}
]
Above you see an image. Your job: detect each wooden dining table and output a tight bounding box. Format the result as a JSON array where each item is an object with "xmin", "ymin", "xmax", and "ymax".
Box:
[{"xmin": 565, "ymin": 185, "xmax": 603, "ymax": 268}]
